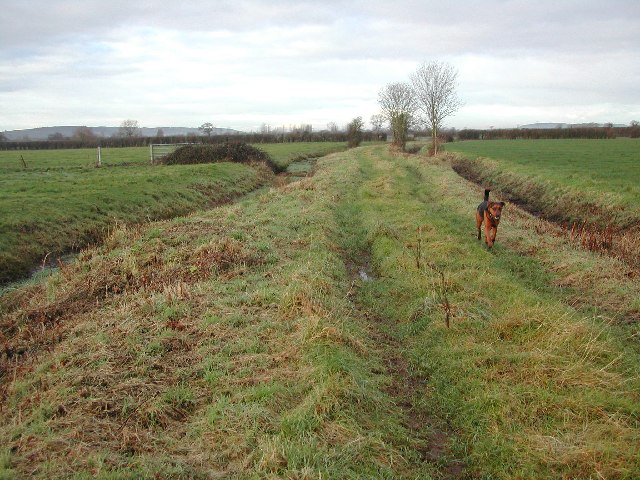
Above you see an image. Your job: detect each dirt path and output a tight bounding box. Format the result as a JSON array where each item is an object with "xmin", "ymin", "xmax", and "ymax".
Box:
[{"xmin": 346, "ymin": 259, "xmax": 465, "ymax": 478}]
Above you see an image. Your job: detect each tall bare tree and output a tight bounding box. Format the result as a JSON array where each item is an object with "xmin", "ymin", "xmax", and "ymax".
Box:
[
  {"xmin": 378, "ymin": 82, "xmax": 416, "ymax": 150},
  {"xmin": 119, "ymin": 119, "xmax": 140, "ymax": 137},
  {"xmin": 411, "ymin": 61, "xmax": 462, "ymax": 155}
]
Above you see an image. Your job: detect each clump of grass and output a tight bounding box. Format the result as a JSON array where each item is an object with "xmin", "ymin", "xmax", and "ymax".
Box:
[{"xmin": 161, "ymin": 142, "xmax": 284, "ymax": 174}]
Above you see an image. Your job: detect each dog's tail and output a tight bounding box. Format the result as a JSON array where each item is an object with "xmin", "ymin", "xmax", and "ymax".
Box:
[{"xmin": 484, "ymin": 189, "xmax": 490, "ymax": 202}]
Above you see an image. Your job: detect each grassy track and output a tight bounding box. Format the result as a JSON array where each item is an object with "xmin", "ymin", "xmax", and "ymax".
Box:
[
  {"xmin": 444, "ymin": 139, "xmax": 640, "ymax": 230},
  {"xmin": 1, "ymin": 146, "xmax": 639, "ymax": 478},
  {"xmin": 341, "ymin": 147, "xmax": 640, "ymax": 477},
  {"xmin": 0, "ymin": 143, "xmax": 346, "ymax": 284}
]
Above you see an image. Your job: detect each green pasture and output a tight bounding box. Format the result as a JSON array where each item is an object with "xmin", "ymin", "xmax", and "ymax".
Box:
[
  {"xmin": 444, "ymin": 139, "xmax": 640, "ymax": 228},
  {"xmin": 255, "ymin": 141, "xmax": 347, "ymax": 170},
  {"xmin": 0, "ymin": 142, "xmax": 347, "ymax": 173},
  {"xmin": 0, "ymin": 147, "xmax": 148, "ymax": 172}
]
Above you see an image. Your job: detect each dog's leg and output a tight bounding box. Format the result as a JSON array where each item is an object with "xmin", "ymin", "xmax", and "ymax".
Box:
[
  {"xmin": 485, "ymin": 223, "xmax": 494, "ymax": 248},
  {"xmin": 476, "ymin": 211, "xmax": 483, "ymax": 240}
]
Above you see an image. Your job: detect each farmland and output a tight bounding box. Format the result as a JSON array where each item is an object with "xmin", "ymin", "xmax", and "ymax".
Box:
[
  {"xmin": 0, "ymin": 142, "xmax": 346, "ymax": 284},
  {"xmin": 1, "ymin": 143, "xmax": 639, "ymax": 478},
  {"xmin": 444, "ymin": 139, "xmax": 640, "ymax": 229}
]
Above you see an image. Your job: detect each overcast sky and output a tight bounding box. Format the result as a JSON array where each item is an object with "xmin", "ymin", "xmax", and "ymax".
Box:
[{"xmin": 1, "ymin": 0, "xmax": 639, "ymax": 132}]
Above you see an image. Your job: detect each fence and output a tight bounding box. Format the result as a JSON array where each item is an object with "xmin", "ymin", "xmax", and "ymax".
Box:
[{"xmin": 150, "ymin": 143, "xmax": 200, "ymax": 164}]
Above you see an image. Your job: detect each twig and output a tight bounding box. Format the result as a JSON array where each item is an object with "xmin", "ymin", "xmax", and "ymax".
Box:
[
  {"xmin": 440, "ymin": 271, "xmax": 451, "ymax": 329},
  {"xmin": 41, "ymin": 252, "xmax": 52, "ymax": 270}
]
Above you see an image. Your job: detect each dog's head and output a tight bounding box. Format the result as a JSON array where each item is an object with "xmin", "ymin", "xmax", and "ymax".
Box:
[{"xmin": 487, "ymin": 201, "xmax": 505, "ymax": 222}]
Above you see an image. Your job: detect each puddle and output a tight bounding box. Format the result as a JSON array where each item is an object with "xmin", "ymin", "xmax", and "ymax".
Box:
[
  {"xmin": 279, "ymin": 158, "xmax": 317, "ymax": 182},
  {"xmin": 358, "ymin": 269, "xmax": 373, "ymax": 282}
]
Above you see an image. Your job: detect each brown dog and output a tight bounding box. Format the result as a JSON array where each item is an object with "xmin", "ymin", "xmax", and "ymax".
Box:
[{"xmin": 476, "ymin": 189, "xmax": 505, "ymax": 248}]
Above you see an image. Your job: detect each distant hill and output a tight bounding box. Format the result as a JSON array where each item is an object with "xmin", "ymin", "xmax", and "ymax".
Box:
[{"xmin": 2, "ymin": 125, "xmax": 242, "ymax": 141}]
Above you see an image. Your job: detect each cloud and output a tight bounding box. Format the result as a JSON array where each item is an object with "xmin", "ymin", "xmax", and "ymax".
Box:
[{"xmin": 1, "ymin": 0, "xmax": 639, "ymax": 130}]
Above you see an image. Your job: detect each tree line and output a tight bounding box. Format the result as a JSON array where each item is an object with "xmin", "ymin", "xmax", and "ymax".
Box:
[
  {"xmin": 458, "ymin": 124, "xmax": 640, "ymax": 140},
  {"xmin": 0, "ymin": 130, "xmax": 382, "ymax": 151}
]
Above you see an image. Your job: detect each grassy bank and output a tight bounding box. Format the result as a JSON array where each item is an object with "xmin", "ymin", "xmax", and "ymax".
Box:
[
  {"xmin": 256, "ymin": 142, "xmax": 347, "ymax": 171},
  {"xmin": 0, "ymin": 162, "xmax": 268, "ymax": 284},
  {"xmin": 1, "ymin": 145, "xmax": 639, "ymax": 478}
]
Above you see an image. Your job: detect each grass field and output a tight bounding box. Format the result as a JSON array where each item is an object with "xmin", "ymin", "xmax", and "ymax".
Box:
[
  {"xmin": 444, "ymin": 139, "xmax": 640, "ymax": 229},
  {"xmin": 0, "ymin": 142, "xmax": 346, "ymax": 284},
  {"xmin": 1, "ymin": 145, "xmax": 639, "ymax": 478},
  {"xmin": 0, "ymin": 142, "xmax": 347, "ymax": 173}
]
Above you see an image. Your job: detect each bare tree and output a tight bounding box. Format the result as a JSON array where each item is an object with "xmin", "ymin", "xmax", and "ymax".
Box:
[
  {"xmin": 199, "ymin": 122, "xmax": 215, "ymax": 136},
  {"xmin": 119, "ymin": 119, "xmax": 140, "ymax": 137},
  {"xmin": 411, "ymin": 61, "xmax": 462, "ymax": 155},
  {"xmin": 378, "ymin": 82, "xmax": 416, "ymax": 150}
]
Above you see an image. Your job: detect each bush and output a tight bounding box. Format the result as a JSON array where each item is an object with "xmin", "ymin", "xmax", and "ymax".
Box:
[{"xmin": 161, "ymin": 142, "xmax": 282, "ymax": 172}]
